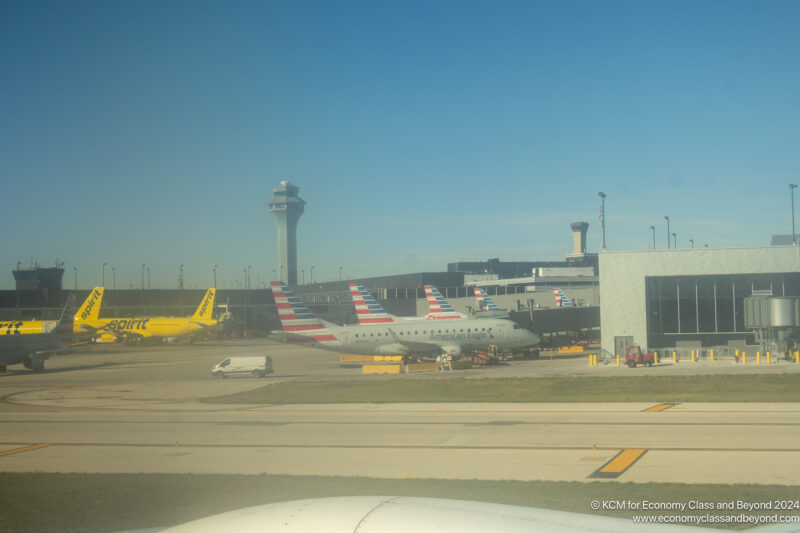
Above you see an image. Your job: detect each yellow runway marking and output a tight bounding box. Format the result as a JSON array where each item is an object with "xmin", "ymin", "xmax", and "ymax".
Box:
[
  {"xmin": 0, "ymin": 444, "xmax": 52, "ymax": 457},
  {"xmin": 643, "ymin": 402, "xmax": 677, "ymax": 412},
  {"xmin": 589, "ymin": 448, "xmax": 647, "ymax": 478}
]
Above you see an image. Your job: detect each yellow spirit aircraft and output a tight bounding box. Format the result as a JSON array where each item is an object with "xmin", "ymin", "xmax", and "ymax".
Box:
[
  {"xmin": 0, "ymin": 288, "xmax": 106, "ymax": 338},
  {"xmin": 75, "ymin": 287, "xmax": 220, "ymax": 343},
  {"xmin": 0, "ymin": 318, "xmax": 53, "ymax": 335},
  {"xmin": 0, "ymin": 294, "xmax": 77, "ymax": 372}
]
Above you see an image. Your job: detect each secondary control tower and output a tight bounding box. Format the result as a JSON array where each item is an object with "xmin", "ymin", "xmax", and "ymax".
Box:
[{"xmin": 268, "ymin": 180, "xmax": 305, "ymax": 285}]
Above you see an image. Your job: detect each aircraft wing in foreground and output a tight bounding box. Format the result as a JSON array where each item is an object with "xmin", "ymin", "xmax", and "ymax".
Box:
[{"xmin": 157, "ymin": 496, "xmax": 790, "ymax": 533}]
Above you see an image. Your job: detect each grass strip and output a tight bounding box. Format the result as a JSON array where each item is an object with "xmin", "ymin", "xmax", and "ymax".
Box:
[
  {"xmin": 205, "ymin": 374, "xmax": 800, "ymax": 404},
  {"xmin": 0, "ymin": 473, "xmax": 796, "ymax": 532}
]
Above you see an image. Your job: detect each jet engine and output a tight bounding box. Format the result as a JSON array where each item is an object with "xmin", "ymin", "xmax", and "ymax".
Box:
[{"xmin": 440, "ymin": 345, "xmax": 462, "ymax": 357}]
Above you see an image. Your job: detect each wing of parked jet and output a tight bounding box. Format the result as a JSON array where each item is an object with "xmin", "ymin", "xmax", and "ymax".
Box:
[{"xmin": 384, "ymin": 328, "xmax": 442, "ymax": 354}]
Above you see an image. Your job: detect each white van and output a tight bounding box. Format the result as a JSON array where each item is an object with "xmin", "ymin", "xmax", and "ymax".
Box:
[{"xmin": 212, "ymin": 356, "xmax": 273, "ymax": 378}]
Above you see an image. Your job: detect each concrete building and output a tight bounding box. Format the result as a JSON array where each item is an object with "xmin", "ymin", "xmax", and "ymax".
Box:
[
  {"xmin": 268, "ymin": 180, "xmax": 305, "ymax": 285},
  {"xmin": 600, "ymin": 246, "xmax": 800, "ymax": 357}
]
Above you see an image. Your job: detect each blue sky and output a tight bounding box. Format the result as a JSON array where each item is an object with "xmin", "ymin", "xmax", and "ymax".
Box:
[{"xmin": 2, "ymin": 0, "xmax": 799, "ymax": 290}]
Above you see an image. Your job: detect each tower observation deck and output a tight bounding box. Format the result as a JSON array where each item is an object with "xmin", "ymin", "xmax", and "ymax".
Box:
[{"xmin": 268, "ymin": 180, "xmax": 305, "ymax": 285}]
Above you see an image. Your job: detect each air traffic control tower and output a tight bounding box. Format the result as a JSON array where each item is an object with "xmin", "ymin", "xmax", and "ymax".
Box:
[{"xmin": 268, "ymin": 180, "xmax": 305, "ymax": 285}]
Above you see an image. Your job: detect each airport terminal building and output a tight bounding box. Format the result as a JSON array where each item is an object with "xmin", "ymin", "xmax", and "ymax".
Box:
[{"xmin": 600, "ymin": 245, "xmax": 800, "ymax": 357}]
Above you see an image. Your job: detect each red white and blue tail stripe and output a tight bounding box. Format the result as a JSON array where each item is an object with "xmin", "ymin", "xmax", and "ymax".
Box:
[
  {"xmin": 553, "ymin": 288, "xmax": 573, "ymax": 308},
  {"xmin": 270, "ymin": 281, "xmax": 337, "ymax": 343},
  {"xmin": 349, "ymin": 283, "xmax": 396, "ymax": 324},
  {"xmin": 424, "ymin": 285, "xmax": 466, "ymax": 319},
  {"xmin": 474, "ymin": 287, "xmax": 501, "ymax": 311}
]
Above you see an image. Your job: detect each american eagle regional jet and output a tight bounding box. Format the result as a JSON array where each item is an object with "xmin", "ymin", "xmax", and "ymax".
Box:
[{"xmin": 272, "ymin": 281, "xmax": 539, "ymax": 356}]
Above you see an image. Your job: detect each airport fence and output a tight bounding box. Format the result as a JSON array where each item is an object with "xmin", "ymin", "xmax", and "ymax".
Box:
[{"xmin": 651, "ymin": 346, "xmax": 798, "ymax": 364}]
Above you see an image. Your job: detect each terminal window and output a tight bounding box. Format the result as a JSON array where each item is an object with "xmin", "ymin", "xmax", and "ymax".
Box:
[{"xmin": 646, "ymin": 273, "xmax": 800, "ymax": 342}]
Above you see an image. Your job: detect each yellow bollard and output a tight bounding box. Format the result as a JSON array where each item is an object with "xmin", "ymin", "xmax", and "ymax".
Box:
[
  {"xmin": 710, "ymin": 349, "xmax": 714, "ymax": 362},
  {"xmin": 654, "ymin": 351, "xmax": 658, "ymax": 365},
  {"xmin": 743, "ymin": 352, "xmax": 747, "ymax": 365},
  {"xmin": 757, "ymin": 351, "xmax": 761, "ymax": 365},
  {"xmin": 796, "ymin": 351, "xmax": 799, "ymax": 364},
  {"xmin": 589, "ymin": 354, "xmax": 593, "ymax": 366},
  {"xmin": 767, "ymin": 352, "xmax": 770, "ymax": 365},
  {"xmin": 673, "ymin": 350, "xmax": 677, "ymax": 364},
  {"xmin": 691, "ymin": 349, "xmax": 695, "ymax": 363},
  {"xmin": 616, "ymin": 355, "xmax": 620, "ymax": 366}
]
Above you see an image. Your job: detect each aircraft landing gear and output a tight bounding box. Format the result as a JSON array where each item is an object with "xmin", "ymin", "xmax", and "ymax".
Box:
[{"xmin": 23, "ymin": 355, "xmax": 45, "ymax": 372}]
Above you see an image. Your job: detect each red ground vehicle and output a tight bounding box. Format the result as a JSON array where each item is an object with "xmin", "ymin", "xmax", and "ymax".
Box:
[
  {"xmin": 624, "ymin": 345, "xmax": 655, "ymax": 368},
  {"xmin": 472, "ymin": 344, "xmax": 499, "ymax": 365}
]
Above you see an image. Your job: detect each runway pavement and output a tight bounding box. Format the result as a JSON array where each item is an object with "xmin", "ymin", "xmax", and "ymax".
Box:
[{"xmin": 1, "ymin": 339, "xmax": 799, "ymax": 485}]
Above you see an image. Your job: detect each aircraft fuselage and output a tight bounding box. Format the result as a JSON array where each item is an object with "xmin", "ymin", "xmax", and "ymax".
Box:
[{"xmin": 303, "ymin": 318, "xmax": 539, "ymax": 356}]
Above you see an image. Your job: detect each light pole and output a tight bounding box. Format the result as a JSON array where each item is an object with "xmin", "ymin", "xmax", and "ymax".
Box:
[
  {"xmin": 272, "ymin": 269, "xmax": 276, "ymax": 280},
  {"xmin": 73, "ymin": 267, "xmax": 77, "ymax": 290},
  {"xmin": 147, "ymin": 267, "xmax": 150, "ymax": 289},
  {"xmin": 179, "ymin": 264, "xmax": 184, "ymax": 305},
  {"xmin": 302, "ymin": 269, "xmax": 305, "ymax": 284},
  {"xmin": 598, "ymin": 192, "xmax": 606, "ymax": 251},
  {"xmin": 310, "ymin": 266, "xmax": 314, "ymax": 284},
  {"xmin": 672, "ymin": 232, "xmax": 677, "ymax": 249},
  {"xmin": 243, "ymin": 267, "xmax": 250, "ymax": 334},
  {"xmin": 141, "ymin": 263, "xmax": 146, "ymax": 307},
  {"xmin": 112, "ymin": 267, "xmax": 115, "ymax": 290},
  {"xmin": 650, "ymin": 225, "xmax": 656, "ymax": 250},
  {"xmin": 689, "ymin": 238, "xmax": 694, "ymax": 248},
  {"xmin": 213, "ymin": 265, "xmax": 217, "ymax": 288},
  {"xmin": 664, "ymin": 216, "xmax": 670, "ymax": 249},
  {"xmin": 790, "ymin": 184, "xmax": 798, "ymax": 244},
  {"xmin": 339, "ymin": 266, "xmax": 343, "ymax": 281},
  {"xmin": 102, "ymin": 262, "xmax": 107, "ymax": 288}
]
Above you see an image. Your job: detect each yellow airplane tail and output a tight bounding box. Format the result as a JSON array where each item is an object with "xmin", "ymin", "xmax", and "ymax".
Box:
[
  {"xmin": 76, "ymin": 287, "xmax": 104, "ymax": 321},
  {"xmin": 192, "ymin": 288, "xmax": 216, "ymax": 320}
]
